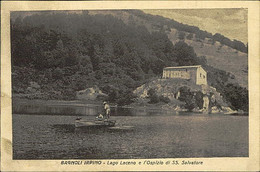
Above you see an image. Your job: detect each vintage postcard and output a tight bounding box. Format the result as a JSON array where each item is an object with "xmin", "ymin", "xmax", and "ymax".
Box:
[{"xmin": 1, "ymin": 1, "xmax": 259, "ymax": 171}]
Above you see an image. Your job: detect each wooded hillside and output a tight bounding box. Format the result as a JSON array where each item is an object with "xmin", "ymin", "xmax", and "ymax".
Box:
[{"xmin": 11, "ymin": 11, "xmax": 248, "ymax": 111}]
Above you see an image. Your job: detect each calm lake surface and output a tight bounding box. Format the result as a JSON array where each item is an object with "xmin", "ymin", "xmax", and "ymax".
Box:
[{"xmin": 13, "ymin": 108, "xmax": 248, "ymax": 159}]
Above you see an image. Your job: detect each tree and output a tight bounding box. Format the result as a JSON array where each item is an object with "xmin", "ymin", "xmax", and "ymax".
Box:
[
  {"xmin": 186, "ymin": 33, "xmax": 193, "ymax": 40},
  {"xmin": 108, "ymin": 89, "xmax": 119, "ymax": 102},
  {"xmin": 178, "ymin": 31, "xmax": 185, "ymax": 40},
  {"xmin": 173, "ymin": 41, "xmax": 199, "ymax": 66},
  {"xmin": 52, "ymin": 67, "xmax": 63, "ymax": 80}
]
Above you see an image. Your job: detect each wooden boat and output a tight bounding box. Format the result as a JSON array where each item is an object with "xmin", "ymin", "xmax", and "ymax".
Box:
[{"xmin": 75, "ymin": 118, "xmax": 116, "ymax": 128}]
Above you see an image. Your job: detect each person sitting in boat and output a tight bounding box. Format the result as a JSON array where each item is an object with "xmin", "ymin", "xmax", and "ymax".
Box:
[
  {"xmin": 103, "ymin": 101, "xmax": 111, "ymax": 119},
  {"xmin": 76, "ymin": 117, "xmax": 82, "ymax": 121},
  {"xmin": 96, "ymin": 113, "xmax": 104, "ymax": 120}
]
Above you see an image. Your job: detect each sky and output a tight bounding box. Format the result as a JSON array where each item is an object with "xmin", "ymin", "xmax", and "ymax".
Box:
[{"xmin": 143, "ymin": 9, "xmax": 248, "ymax": 44}]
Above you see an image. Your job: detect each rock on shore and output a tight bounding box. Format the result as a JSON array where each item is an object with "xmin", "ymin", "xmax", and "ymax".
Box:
[
  {"xmin": 76, "ymin": 86, "xmax": 108, "ymax": 101},
  {"xmin": 133, "ymin": 78, "xmax": 234, "ymax": 113}
]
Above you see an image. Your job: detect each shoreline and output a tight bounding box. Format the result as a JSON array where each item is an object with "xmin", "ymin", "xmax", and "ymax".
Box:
[{"xmin": 12, "ymin": 98, "xmax": 248, "ymax": 116}]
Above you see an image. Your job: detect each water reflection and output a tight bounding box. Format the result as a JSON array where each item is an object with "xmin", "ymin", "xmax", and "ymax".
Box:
[
  {"xmin": 51, "ymin": 124, "xmax": 75, "ymax": 133},
  {"xmin": 51, "ymin": 123, "xmax": 135, "ymax": 135},
  {"xmin": 14, "ymin": 103, "xmax": 184, "ymax": 116}
]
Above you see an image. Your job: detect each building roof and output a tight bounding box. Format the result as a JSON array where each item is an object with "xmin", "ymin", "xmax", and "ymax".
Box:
[{"xmin": 164, "ymin": 65, "xmax": 202, "ymax": 70}]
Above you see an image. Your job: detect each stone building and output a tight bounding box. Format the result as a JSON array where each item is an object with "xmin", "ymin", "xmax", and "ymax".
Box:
[{"xmin": 162, "ymin": 65, "xmax": 207, "ymax": 85}]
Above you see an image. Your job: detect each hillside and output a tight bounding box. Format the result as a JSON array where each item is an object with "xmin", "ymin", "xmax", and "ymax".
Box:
[
  {"xmin": 11, "ymin": 10, "xmax": 248, "ymax": 88},
  {"xmin": 11, "ymin": 10, "xmax": 248, "ymax": 112},
  {"xmin": 88, "ymin": 10, "xmax": 248, "ymax": 88}
]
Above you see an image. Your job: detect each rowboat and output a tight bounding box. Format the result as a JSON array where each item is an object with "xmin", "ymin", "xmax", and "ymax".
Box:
[{"xmin": 75, "ymin": 118, "xmax": 116, "ymax": 128}]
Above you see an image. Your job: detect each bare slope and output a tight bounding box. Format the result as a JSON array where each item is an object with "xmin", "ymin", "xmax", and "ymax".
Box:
[{"xmin": 168, "ymin": 30, "xmax": 248, "ymax": 88}]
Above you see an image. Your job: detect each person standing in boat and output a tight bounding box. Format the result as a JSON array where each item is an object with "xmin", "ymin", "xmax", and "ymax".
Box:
[{"xmin": 103, "ymin": 101, "xmax": 111, "ymax": 119}]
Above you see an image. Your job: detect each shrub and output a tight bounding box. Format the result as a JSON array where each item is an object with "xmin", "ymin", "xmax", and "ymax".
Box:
[
  {"xmin": 149, "ymin": 94, "xmax": 160, "ymax": 104},
  {"xmin": 147, "ymin": 88, "xmax": 159, "ymax": 104},
  {"xmin": 178, "ymin": 86, "xmax": 196, "ymax": 111},
  {"xmin": 147, "ymin": 88, "xmax": 171, "ymax": 104},
  {"xmin": 194, "ymin": 91, "xmax": 204, "ymax": 109},
  {"xmin": 223, "ymin": 83, "xmax": 248, "ymax": 112},
  {"xmin": 159, "ymin": 96, "xmax": 170, "ymax": 103},
  {"xmin": 184, "ymin": 96, "xmax": 196, "ymax": 111},
  {"xmin": 108, "ymin": 89, "xmax": 119, "ymax": 102},
  {"xmin": 116, "ymin": 91, "xmax": 137, "ymax": 106}
]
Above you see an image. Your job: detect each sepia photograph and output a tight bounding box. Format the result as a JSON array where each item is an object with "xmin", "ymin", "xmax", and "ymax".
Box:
[
  {"xmin": 11, "ymin": 9, "xmax": 249, "ymax": 160},
  {"xmin": 1, "ymin": 1, "xmax": 259, "ymax": 171}
]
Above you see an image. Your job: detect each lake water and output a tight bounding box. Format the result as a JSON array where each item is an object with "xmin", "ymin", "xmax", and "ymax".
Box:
[{"xmin": 13, "ymin": 108, "xmax": 248, "ymax": 159}]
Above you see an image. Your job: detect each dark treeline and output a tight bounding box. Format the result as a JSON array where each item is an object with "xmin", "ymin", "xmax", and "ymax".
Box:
[
  {"xmin": 11, "ymin": 12, "xmax": 201, "ymax": 104},
  {"xmin": 11, "ymin": 11, "xmax": 248, "ymax": 111}
]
